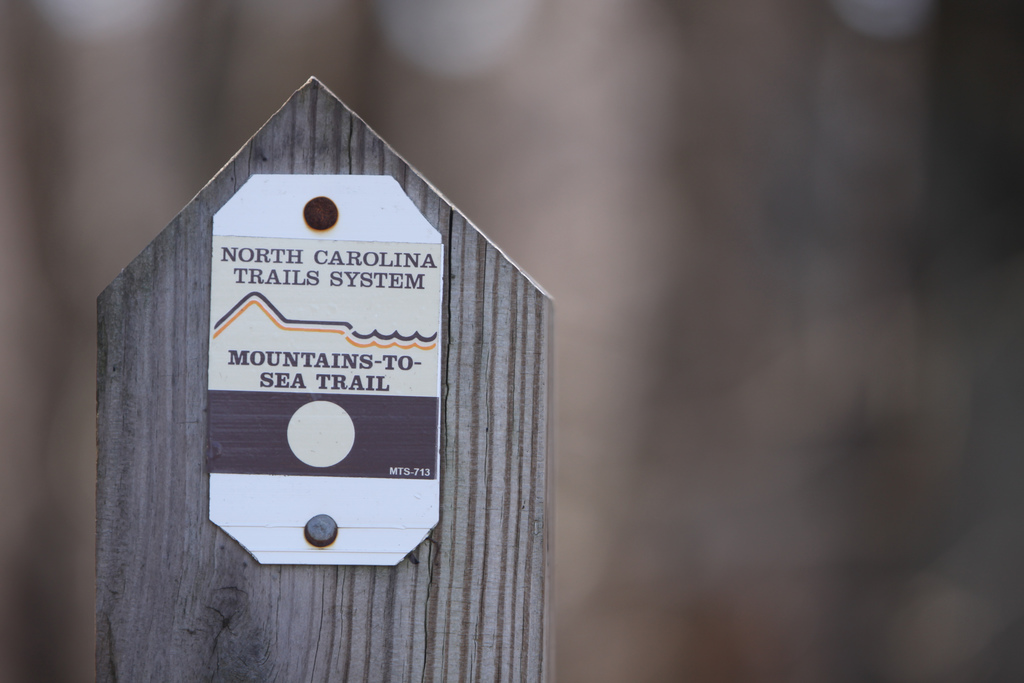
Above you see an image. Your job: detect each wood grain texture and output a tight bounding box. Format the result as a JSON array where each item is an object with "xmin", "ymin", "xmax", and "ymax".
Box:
[{"xmin": 96, "ymin": 78, "xmax": 551, "ymax": 682}]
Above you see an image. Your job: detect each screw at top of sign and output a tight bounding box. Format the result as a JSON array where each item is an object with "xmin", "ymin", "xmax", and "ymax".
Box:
[
  {"xmin": 304, "ymin": 196, "xmax": 339, "ymax": 231},
  {"xmin": 304, "ymin": 514, "xmax": 339, "ymax": 547}
]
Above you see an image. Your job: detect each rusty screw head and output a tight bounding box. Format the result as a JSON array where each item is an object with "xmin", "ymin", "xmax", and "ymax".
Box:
[
  {"xmin": 304, "ymin": 514, "xmax": 338, "ymax": 547},
  {"xmin": 304, "ymin": 196, "xmax": 338, "ymax": 231}
]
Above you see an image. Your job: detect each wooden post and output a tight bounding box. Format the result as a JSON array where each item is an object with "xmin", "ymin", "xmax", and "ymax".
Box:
[{"xmin": 96, "ymin": 78, "xmax": 551, "ymax": 681}]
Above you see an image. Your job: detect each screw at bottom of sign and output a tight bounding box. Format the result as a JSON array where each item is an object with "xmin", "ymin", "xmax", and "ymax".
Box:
[{"xmin": 304, "ymin": 514, "xmax": 338, "ymax": 548}]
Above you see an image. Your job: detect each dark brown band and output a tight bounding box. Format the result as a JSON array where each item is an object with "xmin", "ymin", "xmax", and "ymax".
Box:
[{"xmin": 208, "ymin": 390, "xmax": 438, "ymax": 479}]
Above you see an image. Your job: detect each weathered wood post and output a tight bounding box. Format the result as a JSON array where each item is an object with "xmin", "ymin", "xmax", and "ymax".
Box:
[{"xmin": 96, "ymin": 78, "xmax": 551, "ymax": 681}]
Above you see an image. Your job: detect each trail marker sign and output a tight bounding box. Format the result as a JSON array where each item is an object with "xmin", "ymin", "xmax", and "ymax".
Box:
[{"xmin": 208, "ymin": 175, "xmax": 443, "ymax": 565}]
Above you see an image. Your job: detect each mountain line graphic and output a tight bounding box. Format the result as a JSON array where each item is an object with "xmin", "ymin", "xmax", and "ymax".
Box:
[{"xmin": 212, "ymin": 292, "xmax": 438, "ymax": 350}]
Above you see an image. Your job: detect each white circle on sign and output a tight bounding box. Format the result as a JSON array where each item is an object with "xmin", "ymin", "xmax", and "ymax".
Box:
[{"xmin": 287, "ymin": 401, "xmax": 355, "ymax": 468}]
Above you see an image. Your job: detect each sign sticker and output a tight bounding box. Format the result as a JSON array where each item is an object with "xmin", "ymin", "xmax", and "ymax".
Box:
[{"xmin": 207, "ymin": 175, "xmax": 442, "ymax": 565}]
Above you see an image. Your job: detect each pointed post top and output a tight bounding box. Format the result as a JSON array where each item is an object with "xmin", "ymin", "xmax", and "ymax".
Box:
[{"xmin": 97, "ymin": 79, "xmax": 551, "ymax": 680}]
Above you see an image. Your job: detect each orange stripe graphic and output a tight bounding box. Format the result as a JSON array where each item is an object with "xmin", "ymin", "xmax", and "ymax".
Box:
[{"xmin": 213, "ymin": 299, "xmax": 437, "ymax": 351}]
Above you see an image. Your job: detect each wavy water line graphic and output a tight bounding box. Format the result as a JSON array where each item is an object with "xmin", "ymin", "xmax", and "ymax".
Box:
[{"xmin": 212, "ymin": 292, "xmax": 437, "ymax": 350}]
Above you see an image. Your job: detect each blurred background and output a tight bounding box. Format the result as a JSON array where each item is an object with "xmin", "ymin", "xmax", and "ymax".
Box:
[{"xmin": 1, "ymin": 0, "xmax": 1023, "ymax": 680}]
